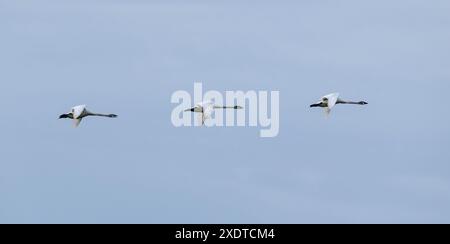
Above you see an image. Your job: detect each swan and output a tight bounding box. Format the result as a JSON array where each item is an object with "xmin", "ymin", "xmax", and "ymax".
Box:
[
  {"xmin": 59, "ymin": 105, "xmax": 118, "ymax": 127},
  {"xmin": 184, "ymin": 100, "xmax": 243, "ymax": 125},
  {"xmin": 310, "ymin": 93, "xmax": 368, "ymax": 114}
]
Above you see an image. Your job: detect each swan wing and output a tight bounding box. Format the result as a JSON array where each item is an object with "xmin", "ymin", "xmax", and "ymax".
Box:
[
  {"xmin": 194, "ymin": 103, "xmax": 214, "ymax": 125},
  {"xmin": 74, "ymin": 118, "xmax": 82, "ymax": 127},
  {"xmin": 203, "ymin": 103, "xmax": 215, "ymax": 120},
  {"xmin": 323, "ymin": 93, "xmax": 339, "ymax": 109},
  {"xmin": 72, "ymin": 105, "xmax": 87, "ymax": 119},
  {"xmin": 196, "ymin": 113, "xmax": 204, "ymax": 125}
]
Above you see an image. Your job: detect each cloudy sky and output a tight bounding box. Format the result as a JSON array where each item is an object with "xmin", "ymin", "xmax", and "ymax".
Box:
[{"xmin": 1, "ymin": 0, "xmax": 449, "ymax": 223}]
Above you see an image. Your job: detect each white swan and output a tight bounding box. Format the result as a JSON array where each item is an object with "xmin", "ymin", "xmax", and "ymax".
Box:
[
  {"xmin": 59, "ymin": 105, "xmax": 117, "ymax": 127},
  {"xmin": 310, "ymin": 93, "xmax": 368, "ymax": 114},
  {"xmin": 184, "ymin": 100, "xmax": 243, "ymax": 125}
]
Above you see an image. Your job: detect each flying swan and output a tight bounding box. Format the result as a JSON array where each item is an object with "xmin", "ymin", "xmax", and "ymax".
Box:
[
  {"xmin": 310, "ymin": 93, "xmax": 368, "ymax": 114},
  {"xmin": 184, "ymin": 100, "xmax": 243, "ymax": 125},
  {"xmin": 59, "ymin": 105, "xmax": 117, "ymax": 127}
]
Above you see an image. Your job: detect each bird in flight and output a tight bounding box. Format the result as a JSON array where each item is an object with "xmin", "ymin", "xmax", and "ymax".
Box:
[
  {"xmin": 184, "ymin": 100, "xmax": 243, "ymax": 125},
  {"xmin": 59, "ymin": 105, "xmax": 118, "ymax": 127},
  {"xmin": 310, "ymin": 93, "xmax": 368, "ymax": 115}
]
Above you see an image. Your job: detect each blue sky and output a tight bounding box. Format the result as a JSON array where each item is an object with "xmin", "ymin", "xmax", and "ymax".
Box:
[{"xmin": 1, "ymin": 0, "xmax": 449, "ymax": 223}]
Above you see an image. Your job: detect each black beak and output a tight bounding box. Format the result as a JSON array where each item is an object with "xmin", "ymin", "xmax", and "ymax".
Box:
[
  {"xmin": 310, "ymin": 104, "xmax": 320, "ymax": 108},
  {"xmin": 59, "ymin": 114, "xmax": 68, "ymax": 119}
]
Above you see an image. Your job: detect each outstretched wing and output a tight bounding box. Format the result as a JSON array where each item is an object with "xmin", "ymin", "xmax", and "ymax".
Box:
[
  {"xmin": 323, "ymin": 107, "xmax": 331, "ymax": 116},
  {"xmin": 74, "ymin": 118, "xmax": 82, "ymax": 127},
  {"xmin": 195, "ymin": 103, "xmax": 215, "ymax": 126},
  {"xmin": 203, "ymin": 103, "xmax": 215, "ymax": 120},
  {"xmin": 323, "ymin": 93, "xmax": 339, "ymax": 110},
  {"xmin": 197, "ymin": 113, "xmax": 204, "ymax": 125},
  {"xmin": 72, "ymin": 105, "xmax": 87, "ymax": 119}
]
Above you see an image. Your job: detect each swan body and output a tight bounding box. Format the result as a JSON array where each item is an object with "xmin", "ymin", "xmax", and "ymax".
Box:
[
  {"xmin": 59, "ymin": 105, "xmax": 117, "ymax": 127},
  {"xmin": 184, "ymin": 100, "xmax": 243, "ymax": 125},
  {"xmin": 310, "ymin": 93, "xmax": 368, "ymax": 114}
]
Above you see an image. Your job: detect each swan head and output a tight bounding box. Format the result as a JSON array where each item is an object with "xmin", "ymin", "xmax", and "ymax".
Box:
[
  {"xmin": 59, "ymin": 113, "xmax": 73, "ymax": 119},
  {"xmin": 310, "ymin": 102, "xmax": 322, "ymax": 108},
  {"xmin": 359, "ymin": 101, "xmax": 368, "ymax": 105},
  {"xmin": 184, "ymin": 108, "xmax": 196, "ymax": 112}
]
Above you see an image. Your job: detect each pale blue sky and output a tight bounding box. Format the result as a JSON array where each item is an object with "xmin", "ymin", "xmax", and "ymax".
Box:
[{"xmin": 1, "ymin": 0, "xmax": 450, "ymax": 223}]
